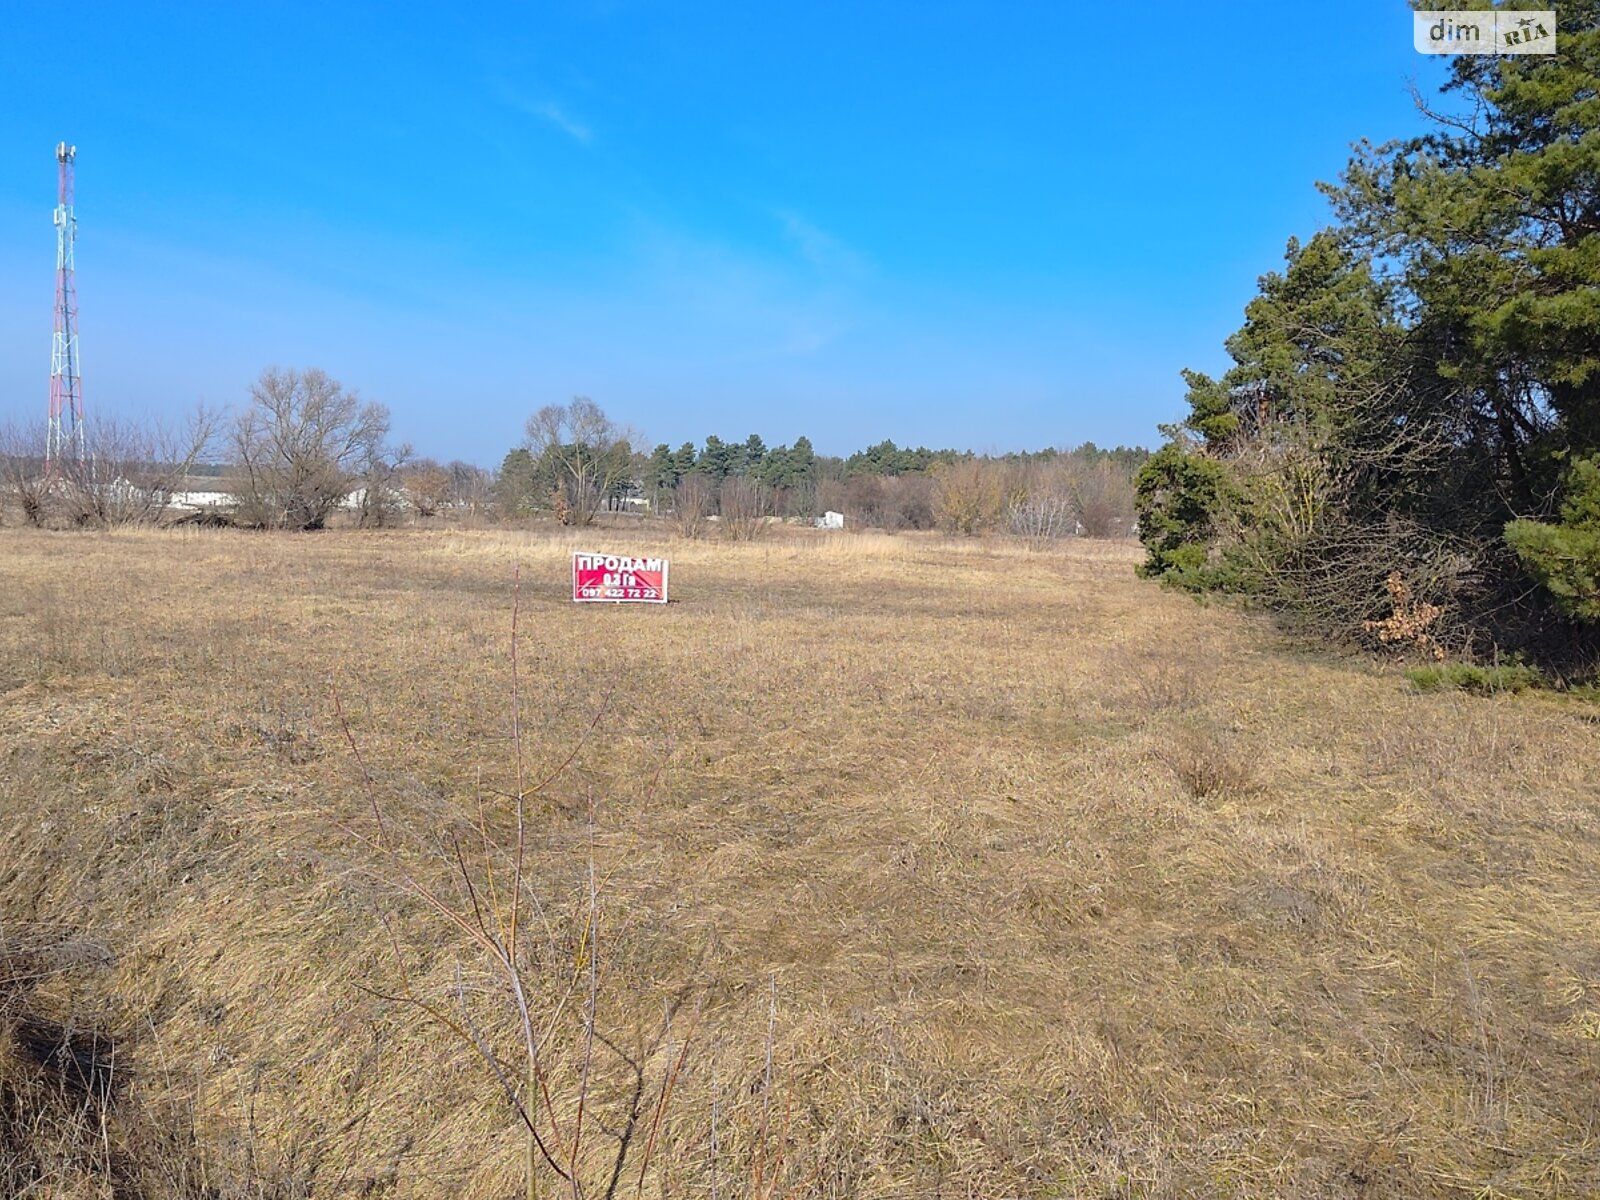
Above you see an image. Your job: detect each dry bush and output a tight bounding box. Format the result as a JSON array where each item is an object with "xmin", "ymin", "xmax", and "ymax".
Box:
[
  {"xmin": 875, "ymin": 475, "xmax": 936, "ymax": 530},
  {"xmin": 327, "ymin": 573, "xmax": 831, "ymax": 1199},
  {"xmin": 719, "ymin": 476, "xmax": 770, "ymax": 541},
  {"xmin": 403, "ymin": 460, "xmax": 452, "ymax": 518},
  {"xmin": 1065, "ymin": 458, "xmax": 1135, "ymax": 537},
  {"xmin": 58, "ymin": 408, "xmax": 220, "ymax": 528},
  {"xmin": 1303, "ymin": 527, "xmax": 1482, "ymax": 651},
  {"xmin": 1364, "ymin": 570, "xmax": 1447, "ymax": 659},
  {"xmin": 932, "ymin": 459, "xmax": 1001, "ymax": 535},
  {"xmin": 0, "ymin": 409, "xmax": 217, "ymax": 530},
  {"xmin": 674, "ymin": 474, "xmax": 711, "ymax": 539},
  {"xmin": 0, "ymin": 421, "xmax": 50, "ymax": 527},
  {"xmin": 1007, "ymin": 490, "xmax": 1076, "ymax": 550},
  {"xmin": 842, "ymin": 475, "xmax": 892, "ymax": 530},
  {"xmin": 1205, "ymin": 443, "xmax": 1487, "ymax": 651},
  {"xmin": 1002, "ymin": 458, "xmax": 1139, "ymax": 546},
  {"xmin": 335, "ymin": 580, "xmax": 701, "ymax": 1199},
  {"xmin": 835, "ymin": 457, "xmax": 1136, "ymax": 542},
  {"xmin": 1115, "ymin": 646, "xmax": 1203, "ymax": 715},
  {"xmin": 816, "ymin": 476, "xmax": 936, "ymax": 532},
  {"xmin": 893, "ymin": 475, "xmax": 936, "ymax": 530},
  {"xmin": 1159, "ymin": 725, "xmax": 1257, "ymax": 799},
  {"xmin": 814, "ymin": 478, "xmax": 847, "ymax": 523}
]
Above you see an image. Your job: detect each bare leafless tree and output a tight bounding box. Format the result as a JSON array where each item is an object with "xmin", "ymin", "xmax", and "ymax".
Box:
[
  {"xmin": 0, "ymin": 421, "xmax": 50, "ymax": 526},
  {"xmin": 674, "ymin": 474, "xmax": 711, "ymax": 538},
  {"xmin": 446, "ymin": 460, "xmax": 493, "ymax": 516},
  {"xmin": 232, "ymin": 367, "xmax": 392, "ymax": 529},
  {"xmin": 403, "ymin": 458, "xmax": 452, "ymax": 518},
  {"xmin": 56, "ymin": 407, "xmax": 220, "ymax": 527},
  {"xmin": 0, "ymin": 410, "xmax": 217, "ymax": 529},
  {"xmin": 718, "ymin": 476, "xmax": 770, "ymax": 541},
  {"xmin": 354, "ymin": 437, "xmax": 413, "ymax": 529},
  {"xmin": 523, "ymin": 397, "xmax": 636, "ymax": 527}
]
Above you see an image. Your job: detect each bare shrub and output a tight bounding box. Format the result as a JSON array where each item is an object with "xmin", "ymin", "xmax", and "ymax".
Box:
[
  {"xmin": 1117, "ymin": 647, "xmax": 1202, "ymax": 715},
  {"xmin": 815, "ymin": 478, "xmax": 848, "ymax": 523},
  {"xmin": 54, "ymin": 407, "xmax": 219, "ymax": 528},
  {"xmin": 844, "ymin": 475, "xmax": 894, "ymax": 530},
  {"xmin": 1008, "ymin": 491, "xmax": 1076, "ymax": 550},
  {"xmin": 0, "ymin": 420, "xmax": 50, "ymax": 526},
  {"xmin": 674, "ymin": 474, "xmax": 712, "ymax": 538},
  {"xmin": 894, "ymin": 475, "xmax": 937, "ymax": 529},
  {"xmin": 233, "ymin": 366, "xmax": 392, "ymax": 529},
  {"xmin": 1160, "ymin": 726, "xmax": 1257, "ymax": 799},
  {"xmin": 403, "ymin": 459, "xmax": 452, "ymax": 517},
  {"xmin": 933, "ymin": 459, "xmax": 1001, "ymax": 535},
  {"xmin": 1224, "ymin": 506, "xmax": 1483, "ymax": 651},
  {"xmin": 719, "ymin": 476, "xmax": 770, "ymax": 541},
  {"xmin": 1364, "ymin": 570, "xmax": 1447, "ymax": 659},
  {"xmin": 1066, "ymin": 459, "xmax": 1136, "ymax": 538},
  {"xmin": 354, "ymin": 439, "xmax": 413, "ymax": 529},
  {"xmin": 336, "ymin": 574, "xmax": 698, "ymax": 1199}
]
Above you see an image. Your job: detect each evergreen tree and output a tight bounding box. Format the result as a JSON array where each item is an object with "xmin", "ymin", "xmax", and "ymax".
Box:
[
  {"xmin": 1133, "ymin": 443, "xmax": 1233, "ymax": 580},
  {"xmin": 1507, "ymin": 456, "xmax": 1600, "ymax": 621},
  {"xmin": 742, "ymin": 433, "xmax": 768, "ymax": 474},
  {"xmin": 647, "ymin": 443, "xmax": 675, "ymax": 494},
  {"xmin": 671, "ymin": 442, "xmax": 698, "ymax": 480},
  {"xmin": 1138, "ymin": 5, "xmax": 1600, "ymax": 663},
  {"xmin": 493, "ymin": 448, "xmax": 541, "ymax": 516},
  {"xmin": 791, "ymin": 435, "xmax": 816, "ymax": 479},
  {"xmin": 698, "ymin": 435, "xmax": 737, "ymax": 481}
]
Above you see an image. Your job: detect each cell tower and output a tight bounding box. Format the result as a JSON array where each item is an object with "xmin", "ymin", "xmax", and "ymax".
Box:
[{"xmin": 46, "ymin": 141, "xmax": 84, "ymax": 471}]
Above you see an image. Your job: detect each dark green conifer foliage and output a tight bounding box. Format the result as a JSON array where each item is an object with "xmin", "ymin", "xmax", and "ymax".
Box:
[{"xmin": 1138, "ymin": 4, "xmax": 1600, "ymax": 666}]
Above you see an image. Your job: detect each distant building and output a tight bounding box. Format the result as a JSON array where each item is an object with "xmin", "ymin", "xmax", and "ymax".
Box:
[{"xmin": 167, "ymin": 489, "xmax": 234, "ymax": 510}]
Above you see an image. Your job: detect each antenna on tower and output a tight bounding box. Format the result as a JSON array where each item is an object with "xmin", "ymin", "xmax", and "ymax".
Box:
[{"xmin": 46, "ymin": 141, "xmax": 84, "ymax": 473}]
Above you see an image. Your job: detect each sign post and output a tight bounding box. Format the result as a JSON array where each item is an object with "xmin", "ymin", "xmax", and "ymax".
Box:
[{"xmin": 572, "ymin": 552, "xmax": 669, "ymax": 604}]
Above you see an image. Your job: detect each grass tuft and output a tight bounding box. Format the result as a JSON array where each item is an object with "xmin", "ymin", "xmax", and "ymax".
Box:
[
  {"xmin": 1406, "ymin": 662, "xmax": 1546, "ymax": 696},
  {"xmin": 1159, "ymin": 725, "xmax": 1258, "ymax": 799}
]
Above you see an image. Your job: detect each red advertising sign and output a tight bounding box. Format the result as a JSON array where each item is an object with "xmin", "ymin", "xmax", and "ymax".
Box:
[{"xmin": 572, "ymin": 551, "xmax": 669, "ymax": 604}]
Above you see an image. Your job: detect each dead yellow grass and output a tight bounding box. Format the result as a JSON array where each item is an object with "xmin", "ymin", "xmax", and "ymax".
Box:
[{"xmin": 2, "ymin": 524, "xmax": 1598, "ymax": 1197}]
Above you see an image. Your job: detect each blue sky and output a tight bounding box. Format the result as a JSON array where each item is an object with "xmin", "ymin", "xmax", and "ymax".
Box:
[{"xmin": 0, "ymin": 2, "xmax": 1450, "ymax": 464}]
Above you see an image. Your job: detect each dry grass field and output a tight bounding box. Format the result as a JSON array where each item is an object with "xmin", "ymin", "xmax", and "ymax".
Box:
[{"xmin": 2, "ymin": 525, "xmax": 1598, "ymax": 1199}]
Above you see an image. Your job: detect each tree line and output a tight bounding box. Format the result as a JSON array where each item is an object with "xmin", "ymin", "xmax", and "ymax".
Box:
[
  {"xmin": 1133, "ymin": 5, "xmax": 1599, "ymax": 674},
  {"xmin": 0, "ymin": 379, "xmax": 1145, "ymax": 539},
  {"xmin": 0, "ymin": 368, "xmax": 436, "ymax": 531},
  {"xmin": 493, "ymin": 397, "xmax": 1146, "ymax": 536}
]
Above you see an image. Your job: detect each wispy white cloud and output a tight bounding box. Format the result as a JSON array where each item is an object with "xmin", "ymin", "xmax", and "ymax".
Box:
[
  {"xmin": 774, "ymin": 210, "xmax": 867, "ymax": 279},
  {"xmin": 494, "ymin": 80, "xmax": 593, "ymax": 144},
  {"xmin": 526, "ymin": 100, "xmax": 592, "ymax": 144}
]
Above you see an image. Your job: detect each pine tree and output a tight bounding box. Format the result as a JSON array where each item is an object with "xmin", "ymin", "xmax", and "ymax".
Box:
[
  {"xmin": 698, "ymin": 435, "xmax": 736, "ymax": 481},
  {"xmin": 742, "ymin": 434, "xmax": 768, "ymax": 474}
]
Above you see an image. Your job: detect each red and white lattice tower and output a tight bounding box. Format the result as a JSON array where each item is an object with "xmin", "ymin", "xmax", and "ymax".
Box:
[{"xmin": 46, "ymin": 141, "xmax": 84, "ymax": 472}]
